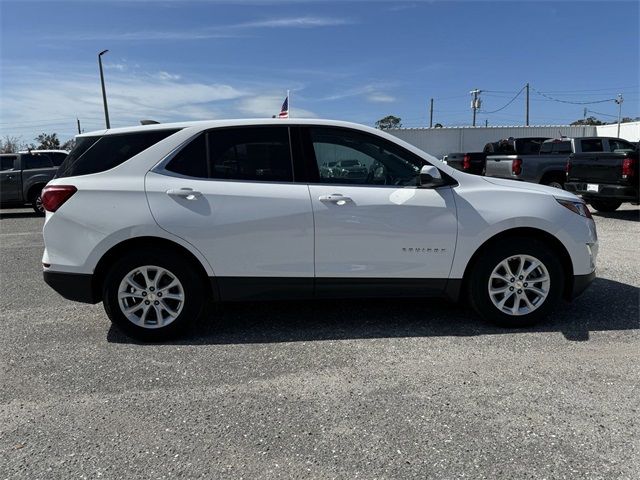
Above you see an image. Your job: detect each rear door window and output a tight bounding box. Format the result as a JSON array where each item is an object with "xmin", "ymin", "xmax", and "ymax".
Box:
[
  {"xmin": 0, "ymin": 156, "xmax": 17, "ymax": 170},
  {"xmin": 49, "ymin": 152, "xmax": 68, "ymax": 166},
  {"xmin": 56, "ymin": 129, "xmax": 179, "ymax": 178},
  {"xmin": 163, "ymin": 127, "xmax": 294, "ymax": 182},
  {"xmin": 580, "ymin": 139, "xmax": 604, "ymax": 153},
  {"xmin": 208, "ymin": 127, "xmax": 293, "ymax": 182},
  {"xmin": 23, "ymin": 153, "xmax": 54, "ymax": 169}
]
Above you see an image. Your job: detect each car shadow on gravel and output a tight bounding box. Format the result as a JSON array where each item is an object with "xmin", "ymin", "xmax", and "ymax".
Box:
[
  {"xmin": 107, "ymin": 277, "xmax": 639, "ymax": 345},
  {"xmin": 0, "ymin": 210, "xmax": 41, "ymax": 219},
  {"xmin": 590, "ymin": 208, "xmax": 639, "ymax": 222}
]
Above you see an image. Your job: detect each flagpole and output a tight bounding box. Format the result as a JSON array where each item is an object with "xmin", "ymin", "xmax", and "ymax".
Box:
[{"xmin": 287, "ymin": 89, "xmax": 290, "ymax": 118}]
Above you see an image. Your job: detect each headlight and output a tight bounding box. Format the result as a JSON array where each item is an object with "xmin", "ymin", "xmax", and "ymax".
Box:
[{"xmin": 556, "ymin": 198, "xmax": 593, "ymax": 219}]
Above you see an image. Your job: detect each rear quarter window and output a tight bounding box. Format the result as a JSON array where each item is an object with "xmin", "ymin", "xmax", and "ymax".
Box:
[{"xmin": 56, "ymin": 129, "xmax": 179, "ymax": 178}]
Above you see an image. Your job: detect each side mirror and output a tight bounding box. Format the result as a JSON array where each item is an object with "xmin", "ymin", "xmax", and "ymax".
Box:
[{"xmin": 420, "ymin": 165, "xmax": 444, "ymax": 187}]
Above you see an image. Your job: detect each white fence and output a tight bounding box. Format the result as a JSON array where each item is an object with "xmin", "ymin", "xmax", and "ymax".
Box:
[
  {"xmin": 595, "ymin": 122, "xmax": 640, "ymax": 142},
  {"xmin": 388, "ymin": 122, "xmax": 640, "ymax": 159}
]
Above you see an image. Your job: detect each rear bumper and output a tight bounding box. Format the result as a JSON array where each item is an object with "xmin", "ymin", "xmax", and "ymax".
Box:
[
  {"xmin": 43, "ymin": 270, "xmax": 100, "ymax": 304},
  {"xmin": 570, "ymin": 270, "xmax": 596, "ymax": 300},
  {"xmin": 565, "ymin": 182, "xmax": 639, "ymax": 201}
]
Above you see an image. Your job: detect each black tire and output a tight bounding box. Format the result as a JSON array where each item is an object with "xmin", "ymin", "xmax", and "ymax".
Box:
[
  {"xmin": 468, "ymin": 237, "xmax": 564, "ymax": 328},
  {"xmin": 102, "ymin": 248, "xmax": 206, "ymax": 341},
  {"xmin": 589, "ymin": 199, "xmax": 621, "ymax": 212},
  {"xmin": 29, "ymin": 187, "xmax": 45, "ymax": 216},
  {"xmin": 543, "ymin": 178, "xmax": 564, "ymax": 190}
]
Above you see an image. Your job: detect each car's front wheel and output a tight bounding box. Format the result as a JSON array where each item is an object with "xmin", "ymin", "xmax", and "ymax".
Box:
[
  {"xmin": 103, "ymin": 249, "xmax": 206, "ymax": 341},
  {"xmin": 468, "ymin": 238, "xmax": 564, "ymax": 327}
]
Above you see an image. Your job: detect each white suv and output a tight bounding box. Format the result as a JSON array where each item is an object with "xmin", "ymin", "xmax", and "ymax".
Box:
[{"xmin": 41, "ymin": 119, "xmax": 597, "ymax": 340}]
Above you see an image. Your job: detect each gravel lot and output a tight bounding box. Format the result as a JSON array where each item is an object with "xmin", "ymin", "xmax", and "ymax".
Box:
[{"xmin": 1, "ymin": 205, "xmax": 638, "ymax": 479}]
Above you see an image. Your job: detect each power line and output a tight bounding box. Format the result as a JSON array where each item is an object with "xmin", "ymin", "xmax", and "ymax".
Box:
[
  {"xmin": 531, "ymin": 86, "xmax": 617, "ymax": 105},
  {"xmin": 480, "ymin": 85, "xmax": 526, "ymax": 114}
]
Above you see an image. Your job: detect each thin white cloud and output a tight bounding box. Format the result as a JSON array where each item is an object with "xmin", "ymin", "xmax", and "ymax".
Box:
[
  {"xmin": 0, "ymin": 70, "xmax": 246, "ymax": 137},
  {"xmin": 104, "ymin": 63, "xmax": 127, "ymax": 71},
  {"xmin": 323, "ymin": 84, "xmax": 397, "ymax": 104},
  {"xmin": 54, "ymin": 16, "xmax": 352, "ymax": 41},
  {"xmin": 155, "ymin": 71, "xmax": 182, "ymax": 81},
  {"xmin": 237, "ymin": 16, "xmax": 351, "ymax": 28},
  {"xmin": 367, "ymin": 93, "xmax": 395, "ymax": 103}
]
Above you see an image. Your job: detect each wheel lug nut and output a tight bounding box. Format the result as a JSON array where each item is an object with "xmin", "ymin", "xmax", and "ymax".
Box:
[
  {"xmin": 150, "ymin": 287, "xmax": 155, "ymax": 292},
  {"xmin": 157, "ymin": 292, "xmax": 162, "ymax": 297},
  {"xmin": 519, "ymin": 276, "xmax": 523, "ymax": 280},
  {"xmin": 510, "ymin": 278, "xmax": 515, "ymax": 282},
  {"xmin": 145, "ymin": 300, "xmax": 150, "ymax": 305},
  {"xmin": 524, "ymin": 283, "xmax": 528, "ymax": 287},
  {"xmin": 142, "ymin": 292, "xmax": 147, "ymax": 296},
  {"xmin": 517, "ymin": 289, "xmax": 522, "ymax": 294},
  {"xmin": 154, "ymin": 301, "xmax": 159, "ymax": 305},
  {"xmin": 509, "ymin": 287, "xmax": 514, "ymax": 291}
]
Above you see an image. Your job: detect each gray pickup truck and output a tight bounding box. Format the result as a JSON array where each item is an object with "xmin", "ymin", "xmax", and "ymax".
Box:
[
  {"xmin": 484, "ymin": 137, "xmax": 637, "ymax": 189},
  {"xmin": 0, "ymin": 150, "xmax": 68, "ymax": 214}
]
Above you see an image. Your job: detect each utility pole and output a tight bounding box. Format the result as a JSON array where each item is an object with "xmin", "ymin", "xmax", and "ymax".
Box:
[
  {"xmin": 98, "ymin": 49, "xmax": 111, "ymax": 129},
  {"xmin": 525, "ymin": 83, "xmax": 530, "ymax": 126},
  {"xmin": 470, "ymin": 89, "xmax": 481, "ymax": 127},
  {"xmin": 429, "ymin": 98, "xmax": 434, "ymax": 128},
  {"xmin": 77, "ymin": 118, "xmax": 81, "ymax": 134},
  {"xmin": 615, "ymin": 94, "xmax": 624, "ymax": 138}
]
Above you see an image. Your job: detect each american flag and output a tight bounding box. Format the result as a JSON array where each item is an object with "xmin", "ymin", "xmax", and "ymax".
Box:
[{"xmin": 278, "ymin": 94, "xmax": 289, "ymax": 118}]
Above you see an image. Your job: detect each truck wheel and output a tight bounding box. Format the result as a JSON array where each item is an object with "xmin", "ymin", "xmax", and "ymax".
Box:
[
  {"xmin": 589, "ymin": 200, "xmax": 621, "ymax": 212},
  {"xmin": 468, "ymin": 238, "xmax": 564, "ymax": 328},
  {"xmin": 29, "ymin": 188, "xmax": 45, "ymax": 216},
  {"xmin": 102, "ymin": 248, "xmax": 206, "ymax": 341},
  {"xmin": 544, "ymin": 179, "xmax": 564, "ymax": 189}
]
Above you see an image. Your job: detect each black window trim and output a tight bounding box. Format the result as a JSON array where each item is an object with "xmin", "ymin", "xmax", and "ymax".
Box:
[{"xmin": 155, "ymin": 125, "xmax": 299, "ymax": 184}]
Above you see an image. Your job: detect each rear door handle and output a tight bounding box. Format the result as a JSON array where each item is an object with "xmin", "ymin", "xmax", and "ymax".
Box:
[
  {"xmin": 166, "ymin": 188, "xmax": 203, "ymax": 200},
  {"xmin": 319, "ymin": 194, "xmax": 352, "ymax": 204}
]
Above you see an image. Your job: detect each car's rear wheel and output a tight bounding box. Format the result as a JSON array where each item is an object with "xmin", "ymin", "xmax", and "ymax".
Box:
[
  {"xmin": 468, "ymin": 238, "xmax": 564, "ymax": 327},
  {"xmin": 103, "ymin": 249, "xmax": 206, "ymax": 341},
  {"xmin": 589, "ymin": 199, "xmax": 621, "ymax": 212}
]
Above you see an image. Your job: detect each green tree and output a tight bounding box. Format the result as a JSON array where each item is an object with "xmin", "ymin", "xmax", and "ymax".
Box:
[
  {"xmin": 570, "ymin": 116, "xmax": 605, "ymax": 126},
  {"xmin": 61, "ymin": 138, "xmax": 76, "ymax": 151},
  {"xmin": 375, "ymin": 115, "xmax": 402, "ymax": 130},
  {"xmin": 0, "ymin": 136, "xmax": 22, "ymax": 153},
  {"xmin": 35, "ymin": 132, "xmax": 61, "ymax": 149}
]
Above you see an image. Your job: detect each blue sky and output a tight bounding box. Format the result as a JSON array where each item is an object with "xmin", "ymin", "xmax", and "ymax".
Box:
[{"xmin": 1, "ymin": 0, "xmax": 638, "ymax": 142}]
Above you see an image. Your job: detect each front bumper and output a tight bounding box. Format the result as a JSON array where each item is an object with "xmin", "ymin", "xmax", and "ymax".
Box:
[
  {"xmin": 570, "ymin": 270, "xmax": 596, "ymax": 300},
  {"xmin": 43, "ymin": 270, "xmax": 100, "ymax": 304}
]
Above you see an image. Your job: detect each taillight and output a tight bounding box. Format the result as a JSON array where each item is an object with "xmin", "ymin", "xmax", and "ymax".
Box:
[
  {"xmin": 462, "ymin": 154, "xmax": 471, "ymax": 170},
  {"xmin": 512, "ymin": 158, "xmax": 522, "ymax": 176},
  {"xmin": 41, "ymin": 185, "xmax": 77, "ymax": 212},
  {"xmin": 622, "ymin": 157, "xmax": 636, "ymax": 179}
]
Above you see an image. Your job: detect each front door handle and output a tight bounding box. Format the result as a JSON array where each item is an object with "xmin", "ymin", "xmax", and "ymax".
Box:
[
  {"xmin": 166, "ymin": 188, "xmax": 203, "ymax": 200},
  {"xmin": 319, "ymin": 194, "xmax": 352, "ymax": 204}
]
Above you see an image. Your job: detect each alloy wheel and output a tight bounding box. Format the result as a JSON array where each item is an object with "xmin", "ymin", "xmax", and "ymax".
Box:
[
  {"xmin": 488, "ymin": 254, "xmax": 550, "ymax": 316},
  {"xmin": 117, "ymin": 265, "xmax": 185, "ymax": 328}
]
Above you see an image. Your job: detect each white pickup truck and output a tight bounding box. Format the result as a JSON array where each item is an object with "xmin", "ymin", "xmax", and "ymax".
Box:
[{"xmin": 484, "ymin": 137, "xmax": 637, "ymax": 189}]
